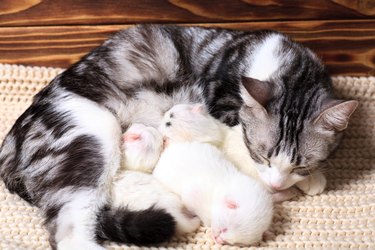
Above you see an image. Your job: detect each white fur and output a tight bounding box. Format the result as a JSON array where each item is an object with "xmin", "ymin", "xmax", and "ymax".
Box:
[
  {"xmin": 112, "ymin": 171, "xmax": 200, "ymax": 235},
  {"xmin": 121, "ymin": 123, "xmax": 163, "ymax": 173},
  {"xmin": 245, "ymin": 34, "xmax": 285, "ymax": 81},
  {"xmin": 221, "ymin": 125, "xmax": 259, "ymax": 179},
  {"xmin": 55, "ymin": 189, "xmax": 106, "ymax": 250},
  {"xmin": 153, "ymin": 104, "xmax": 273, "ymax": 246},
  {"xmin": 159, "ymin": 103, "xmax": 223, "ymax": 146},
  {"xmin": 296, "ymin": 170, "xmax": 327, "ymax": 196}
]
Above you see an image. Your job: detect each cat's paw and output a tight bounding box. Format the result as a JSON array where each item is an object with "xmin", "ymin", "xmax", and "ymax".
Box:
[
  {"xmin": 296, "ymin": 170, "xmax": 327, "ymax": 196},
  {"xmin": 272, "ymin": 187, "xmax": 301, "ymax": 203}
]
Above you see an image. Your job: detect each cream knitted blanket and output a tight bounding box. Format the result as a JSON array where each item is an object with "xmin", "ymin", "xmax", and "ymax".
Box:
[{"xmin": 0, "ymin": 64, "xmax": 374, "ymax": 250}]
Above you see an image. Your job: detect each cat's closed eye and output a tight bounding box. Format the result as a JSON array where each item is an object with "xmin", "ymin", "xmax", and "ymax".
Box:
[
  {"xmin": 260, "ymin": 155, "xmax": 271, "ymax": 167},
  {"xmin": 291, "ymin": 166, "xmax": 311, "ymax": 176}
]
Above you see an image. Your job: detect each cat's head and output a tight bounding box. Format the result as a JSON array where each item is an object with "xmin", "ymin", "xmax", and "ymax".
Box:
[
  {"xmin": 122, "ymin": 123, "xmax": 163, "ymax": 173},
  {"xmin": 211, "ymin": 176, "xmax": 273, "ymax": 246},
  {"xmin": 238, "ymin": 75, "xmax": 358, "ymax": 192},
  {"xmin": 159, "ymin": 103, "xmax": 223, "ymax": 146}
]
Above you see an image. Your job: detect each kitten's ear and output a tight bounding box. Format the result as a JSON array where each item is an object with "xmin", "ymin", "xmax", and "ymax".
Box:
[
  {"xmin": 224, "ymin": 197, "xmax": 238, "ymax": 210},
  {"xmin": 240, "ymin": 76, "xmax": 274, "ymax": 109},
  {"xmin": 313, "ymin": 100, "xmax": 358, "ymax": 132},
  {"xmin": 123, "ymin": 133, "xmax": 141, "ymax": 143},
  {"xmin": 191, "ymin": 103, "xmax": 206, "ymax": 114}
]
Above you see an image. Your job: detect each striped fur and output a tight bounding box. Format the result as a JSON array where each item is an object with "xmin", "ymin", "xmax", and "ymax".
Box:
[{"xmin": 0, "ymin": 25, "xmax": 357, "ymax": 248}]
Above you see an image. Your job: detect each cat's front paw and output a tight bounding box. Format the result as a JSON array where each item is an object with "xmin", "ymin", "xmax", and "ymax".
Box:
[
  {"xmin": 296, "ymin": 170, "xmax": 327, "ymax": 196},
  {"xmin": 272, "ymin": 187, "xmax": 301, "ymax": 203}
]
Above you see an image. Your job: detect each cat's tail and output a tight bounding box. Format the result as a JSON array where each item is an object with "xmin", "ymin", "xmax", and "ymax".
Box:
[{"xmin": 96, "ymin": 205, "xmax": 176, "ymax": 245}]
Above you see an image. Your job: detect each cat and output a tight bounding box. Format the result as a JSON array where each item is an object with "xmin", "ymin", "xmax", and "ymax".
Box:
[
  {"xmin": 153, "ymin": 103, "xmax": 273, "ymax": 246},
  {"xmin": 0, "ymin": 24, "xmax": 358, "ymax": 249},
  {"xmin": 222, "ymin": 125, "xmax": 328, "ymax": 201},
  {"xmin": 113, "ymin": 123, "xmax": 200, "ymax": 235}
]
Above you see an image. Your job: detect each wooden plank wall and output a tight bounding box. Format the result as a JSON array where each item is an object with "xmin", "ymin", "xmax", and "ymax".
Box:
[{"xmin": 0, "ymin": 0, "xmax": 374, "ymax": 76}]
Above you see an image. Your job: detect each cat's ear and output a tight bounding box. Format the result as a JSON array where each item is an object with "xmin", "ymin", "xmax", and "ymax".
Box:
[
  {"xmin": 240, "ymin": 76, "xmax": 274, "ymax": 110},
  {"xmin": 190, "ymin": 103, "xmax": 206, "ymax": 114},
  {"xmin": 313, "ymin": 100, "xmax": 358, "ymax": 132},
  {"xmin": 123, "ymin": 133, "xmax": 141, "ymax": 143},
  {"xmin": 224, "ymin": 197, "xmax": 238, "ymax": 210}
]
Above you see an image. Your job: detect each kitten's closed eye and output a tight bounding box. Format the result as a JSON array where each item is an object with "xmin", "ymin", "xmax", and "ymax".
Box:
[
  {"xmin": 123, "ymin": 133, "xmax": 140, "ymax": 142},
  {"xmin": 225, "ymin": 199, "xmax": 238, "ymax": 210}
]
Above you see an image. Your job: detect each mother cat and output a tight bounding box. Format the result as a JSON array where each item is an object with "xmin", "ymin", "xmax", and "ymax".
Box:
[{"xmin": 0, "ymin": 25, "xmax": 357, "ymax": 249}]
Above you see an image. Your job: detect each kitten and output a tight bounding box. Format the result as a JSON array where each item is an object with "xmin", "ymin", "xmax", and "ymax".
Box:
[
  {"xmin": 153, "ymin": 104, "xmax": 273, "ymax": 246},
  {"xmin": 113, "ymin": 123, "xmax": 200, "ymax": 235},
  {"xmin": 0, "ymin": 25, "xmax": 357, "ymax": 248},
  {"xmin": 120, "ymin": 123, "xmax": 163, "ymax": 173}
]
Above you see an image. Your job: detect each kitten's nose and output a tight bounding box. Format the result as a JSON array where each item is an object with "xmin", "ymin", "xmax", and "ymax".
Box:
[{"xmin": 214, "ymin": 235, "xmax": 224, "ymax": 244}]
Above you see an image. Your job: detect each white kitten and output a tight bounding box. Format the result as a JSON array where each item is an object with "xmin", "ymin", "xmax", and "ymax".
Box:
[
  {"xmin": 113, "ymin": 123, "xmax": 200, "ymax": 235},
  {"xmin": 159, "ymin": 103, "xmax": 223, "ymax": 147},
  {"xmin": 120, "ymin": 123, "xmax": 163, "ymax": 173},
  {"xmin": 153, "ymin": 104, "xmax": 273, "ymax": 246}
]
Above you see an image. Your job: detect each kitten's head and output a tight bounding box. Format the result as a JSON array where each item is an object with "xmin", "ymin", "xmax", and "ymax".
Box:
[
  {"xmin": 159, "ymin": 103, "xmax": 223, "ymax": 146},
  {"xmin": 211, "ymin": 176, "xmax": 273, "ymax": 246},
  {"xmin": 238, "ymin": 49, "xmax": 358, "ymax": 192},
  {"xmin": 122, "ymin": 123, "xmax": 163, "ymax": 173}
]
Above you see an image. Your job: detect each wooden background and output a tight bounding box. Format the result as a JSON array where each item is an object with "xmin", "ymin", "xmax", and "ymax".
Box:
[{"xmin": 0, "ymin": 0, "xmax": 374, "ymax": 76}]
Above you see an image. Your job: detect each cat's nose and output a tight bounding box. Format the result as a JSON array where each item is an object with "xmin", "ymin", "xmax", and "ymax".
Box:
[{"xmin": 270, "ymin": 183, "xmax": 282, "ymax": 191}]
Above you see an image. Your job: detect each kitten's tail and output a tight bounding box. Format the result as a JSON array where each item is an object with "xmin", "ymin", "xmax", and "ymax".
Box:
[{"xmin": 96, "ymin": 205, "xmax": 176, "ymax": 245}]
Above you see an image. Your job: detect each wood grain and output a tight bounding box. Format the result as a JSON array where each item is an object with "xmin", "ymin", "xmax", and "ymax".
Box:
[
  {"xmin": 0, "ymin": 0, "xmax": 374, "ymax": 26},
  {"xmin": 0, "ymin": 20, "xmax": 373, "ymax": 76}
]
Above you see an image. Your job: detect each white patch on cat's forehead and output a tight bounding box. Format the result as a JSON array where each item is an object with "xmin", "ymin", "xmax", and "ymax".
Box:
[
  {"xmin": 245, "ymin": 34, "xmax": 285, "ymax": 81},
  {"xmin": 270, "ymin": 152, "xmax": 293, "ymax": 171}
]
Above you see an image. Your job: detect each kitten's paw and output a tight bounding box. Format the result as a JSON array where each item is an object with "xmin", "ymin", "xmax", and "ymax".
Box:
[
  {"xmin": 272, "ymin": 187, "xmax": 300, "ymax": 203},
  {"xmin": 176, "ymin": 207, "xmax": 201, "ymax": 234},
  {"xmin": 181, "ymin": 216, "xmax": 201, "ymax": 234},
  {"xmin": 296, "ymin": 170, "xmax": 327, "ymax": 196}
]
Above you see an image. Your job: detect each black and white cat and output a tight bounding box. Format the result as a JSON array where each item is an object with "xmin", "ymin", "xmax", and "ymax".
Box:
[{"xmin": 0, "ymin": 25, "xmax": 358, "ymax": 249}]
